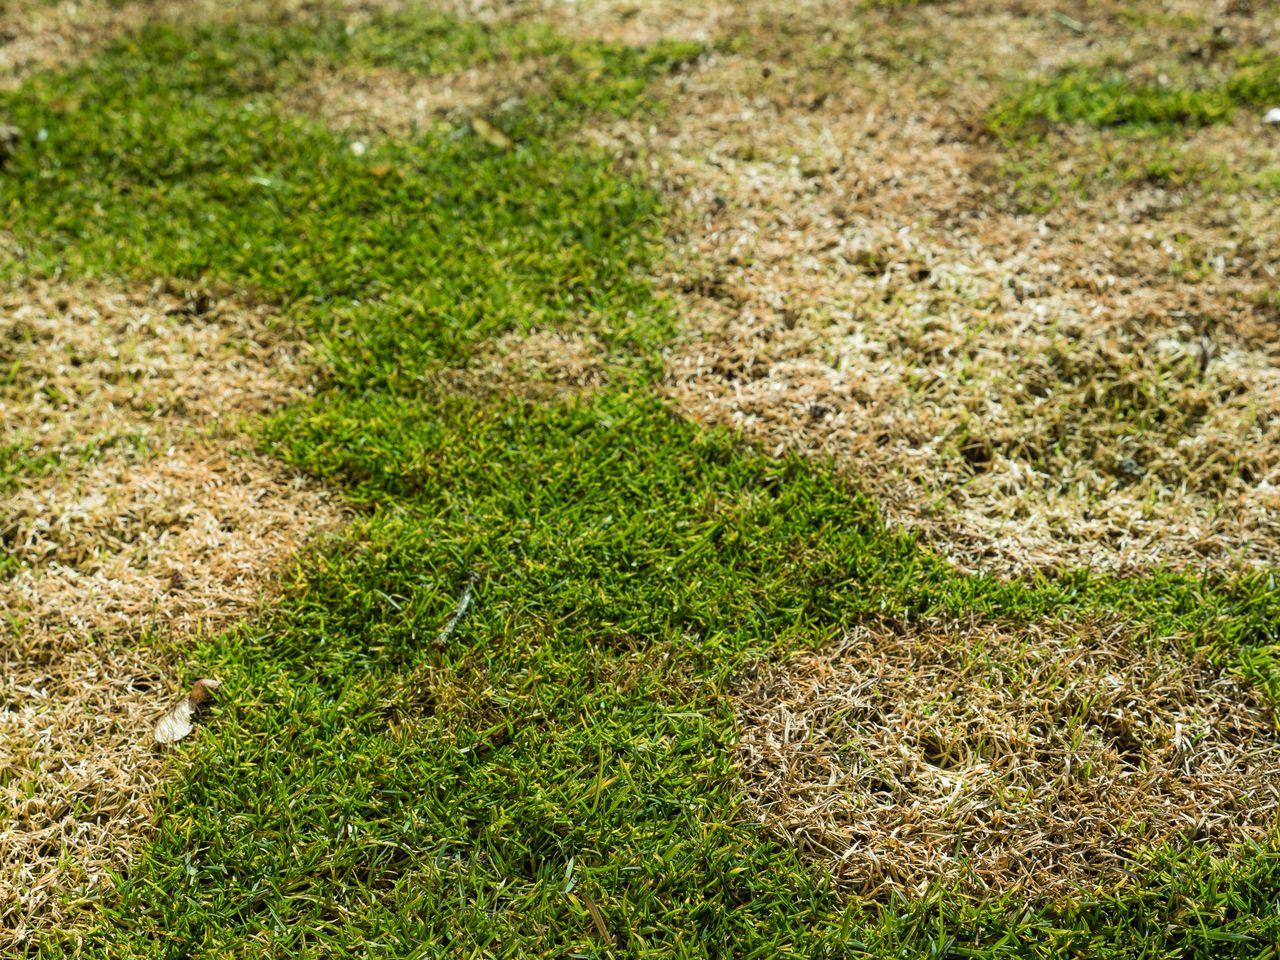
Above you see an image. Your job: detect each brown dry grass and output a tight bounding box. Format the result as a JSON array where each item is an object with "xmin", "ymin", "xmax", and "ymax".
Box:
[
  {"xmin": 1, "ymin": 0, "xmax": 134, "ymax": 88},
  {"xmin": 512, "ymin": 0, "xmax": 729, "ymax": 46},
  {"xmin": 434, "ymin": 327, "xmax": 611, "ymax": 398},
  {"xmin": 735, "ymin": 620, "xmax": 1280, "ymax": 899},
  {"xmin": 1, "ymin": 0, "xmax": 225, "ymax": 89},
  {"xmin": 2, "ymin": 444, "xmax": 337, "ymax": 631},
  {"xmin": 0, "ymin": 281, "xmax": 345, "ymax": 947},
  {"xmin": 541, "ymin": 0, "xmax": 1280, "ymax": 574},
  {"xmin": 0, "ymin": 280, "xmax": 309, "ymax": 460},
  {"xmin": 381, "ymin": 0, "xmax": 731, "ymax": 44},
  {"xmin": 283, "ymin": 59, "xmax": 549, "ymax": 140},
  {"xmin": 0, "ymin": 637, "xmax": 169, "ymax": 942}
]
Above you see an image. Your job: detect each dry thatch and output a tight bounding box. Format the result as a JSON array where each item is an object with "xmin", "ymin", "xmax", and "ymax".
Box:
[
  {"xmin": 282, "ymin": 59, "xmax": 549, "ymax": 140},
  {"xmin": 550, "ymin": 0, "xmax": 1280, "ymax": 573},
  {"xmin": 0, "ymin": 281, "xmax": 345, "ymax": 948},
  {"xmin": 0, "ymin": 280, "xmax": 310, "ymax": 457},
  {"xmin": 2, "ymin": 444, "xmax": 340, "ymax": 633},
  {"xmin": 433, "ymin": 327, "xmax": 612, "ymax": 398},
  {"xmin": 510, "ymin": 0, "xmax": 729, "ymax": 46},
  {"xmin": 0, "ymin": 637, "xmax": 170, "ymax": 944},
  {"xmin": 1, "ymin": 0, "xmax": 222, "ymax": 88},
  {"xmin": 734, "ymin": 620, "xmax": 1280, "ymax": 900}
]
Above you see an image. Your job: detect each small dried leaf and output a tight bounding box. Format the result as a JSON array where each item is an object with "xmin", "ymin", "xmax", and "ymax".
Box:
[
  {"xmin": 471, "ymin": 116, "xmax": 512, "ymax": 149},
  {"xmin": 153, "ymin": 699, "xmax": 196, "ymax": 744},
  {"xmin": 154, "ymin": 678, "xmax": 221, "ymax": 744}
]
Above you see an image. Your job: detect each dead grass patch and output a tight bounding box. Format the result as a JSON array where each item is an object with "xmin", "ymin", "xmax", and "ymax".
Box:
[
  {"xmin": 734, "ymin": 620, "xmax": 1280, "ymax": 899},
  {"xmin": 282, "ymin": 58, "xmax": 548, "ymax": 139},
  {"xmin": 2, "ymin": 637, "xmax": 175, "ymax": 943},
  {"xmin": 0, "ymin": 0, "xmax": 249, "ymax": 89},
  {"xmin": 577, "ymin": 0, "xmax": 1280, "ymax": 572},
  {"xmin": 526, "ymin": 0, "xmax": 729, "ymax": 46},
  {"xmin": 434, "ymin": 327, "xmax": 611, "ymax": 398},
  {"xmin": 0, "ymin": 0, "xmax": 147, "ymax": 89},
  {"xmin": 0, "ymin": 280, "xmax": 310, "ymax": 465},
  {"xmin": 1, "ymin": 444, "xmax": 339, "ymax": 631},
  {"xmin": 0, "ymin": 280, "xmax": 345, "ymax": 947}
]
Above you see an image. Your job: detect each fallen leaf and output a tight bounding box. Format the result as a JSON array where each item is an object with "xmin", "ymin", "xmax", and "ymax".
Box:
[
  {"xmin": 471, "ymin": 116, "xmax": 512, "ymax": 149},
  {"xmin": 154, "ymin": 678, "xmax": 222, "ymax": 744}
]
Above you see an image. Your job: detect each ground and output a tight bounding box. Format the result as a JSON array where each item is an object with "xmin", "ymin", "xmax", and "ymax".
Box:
[{"xmin": 1, "ymin": 0, "xmax": 1280, "ymax": 956}]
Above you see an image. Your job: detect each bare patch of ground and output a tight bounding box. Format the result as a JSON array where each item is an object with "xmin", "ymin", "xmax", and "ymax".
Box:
[
  {"xmin": 735, "ymin": 620, "xmax": 1280, "ymax": 899},
  {"xmin": 0, "ymin": 281, "xmax": 345, "ymax": 947},
  {"xmin": 565, "ymin": 0, "xmax": 1280, "ymax": 573}
]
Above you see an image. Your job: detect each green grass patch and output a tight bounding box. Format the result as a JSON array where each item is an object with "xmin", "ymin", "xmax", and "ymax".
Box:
[
  {"xmin": 988, "ymin": 53, "xmax": 1280, "ymax": 136},
  {"xmin": 859, "ymin": 0, "xmax": 948, "ymax": 8},
  {"xmin": 989, "ymin": 133, "xmax": 1233, "ymax": 213},
  {"xmin": 1116, "ymin": 6, "xmax": 1205, "ymax": 31}
]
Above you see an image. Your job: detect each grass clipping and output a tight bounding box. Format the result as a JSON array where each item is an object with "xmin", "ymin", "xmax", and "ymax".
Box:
[
  {"xmin": 735, "ymin": 621, "xmax": 1280, "ymax": 900},
  {"xmin": 0, "ymin": 280, "xmax": 344, "ymax": 946}
]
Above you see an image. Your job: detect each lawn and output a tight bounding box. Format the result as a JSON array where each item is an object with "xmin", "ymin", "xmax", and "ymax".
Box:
[{"xmin": 3, "ymin": 1, "xmax": 1280, "ymax": 957}]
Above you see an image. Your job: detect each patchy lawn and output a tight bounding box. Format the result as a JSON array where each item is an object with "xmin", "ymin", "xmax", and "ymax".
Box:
[
  {"xmin": 0, "ymin": 281, "xmax": 343, "ymax": 939},
  {"xmin": 2, "ymin": 1, "xmax": 1280, "ymax": 957},
  {"xmin": 639, "ymin": 0, "xmax": 1280, "ymax": 573}
]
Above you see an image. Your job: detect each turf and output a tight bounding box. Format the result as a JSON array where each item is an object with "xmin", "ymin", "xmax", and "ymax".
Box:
[
  {"xmin": 985, "ymin": 46, "xmax": 1280, "ymax": 211},
  {"xmin": 2, "ymin": 10, "xmax": 1280, "ymax": 959},
  {"xmin": 988, "ymin": 52, "xmax": 1280, "ymax": 137},
  {"xmin": 0, "ymin": 20, "xmax": 695, "ymax": 378}
]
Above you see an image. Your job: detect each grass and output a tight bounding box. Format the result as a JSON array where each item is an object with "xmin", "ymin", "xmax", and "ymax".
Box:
[
  {"xmin": 989, "ymin": 131, "xmax": 1231, "ymax": 213},
  {"xmin": 49, "ymin": 393, "xmax": 1280, "ymax": 958},
  {"xmin": 988, "ymin": 53, "xmax": 1280, "ymax": 136},
  {"xmin": 986, "ymin": 47, "xmax": 1280, "ymax": 212},
  {"xmin": 0, "ymin": 18, "xmax": 698, "ymax": 378},
  {"xmin": 3, "ymin": 10, "xmax": 1280, "ymax": 959}
]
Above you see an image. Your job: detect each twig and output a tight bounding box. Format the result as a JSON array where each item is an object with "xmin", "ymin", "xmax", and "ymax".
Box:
[{"xmin": 437, "ymin": 573, "xmax": 476, "ymax": 646}]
